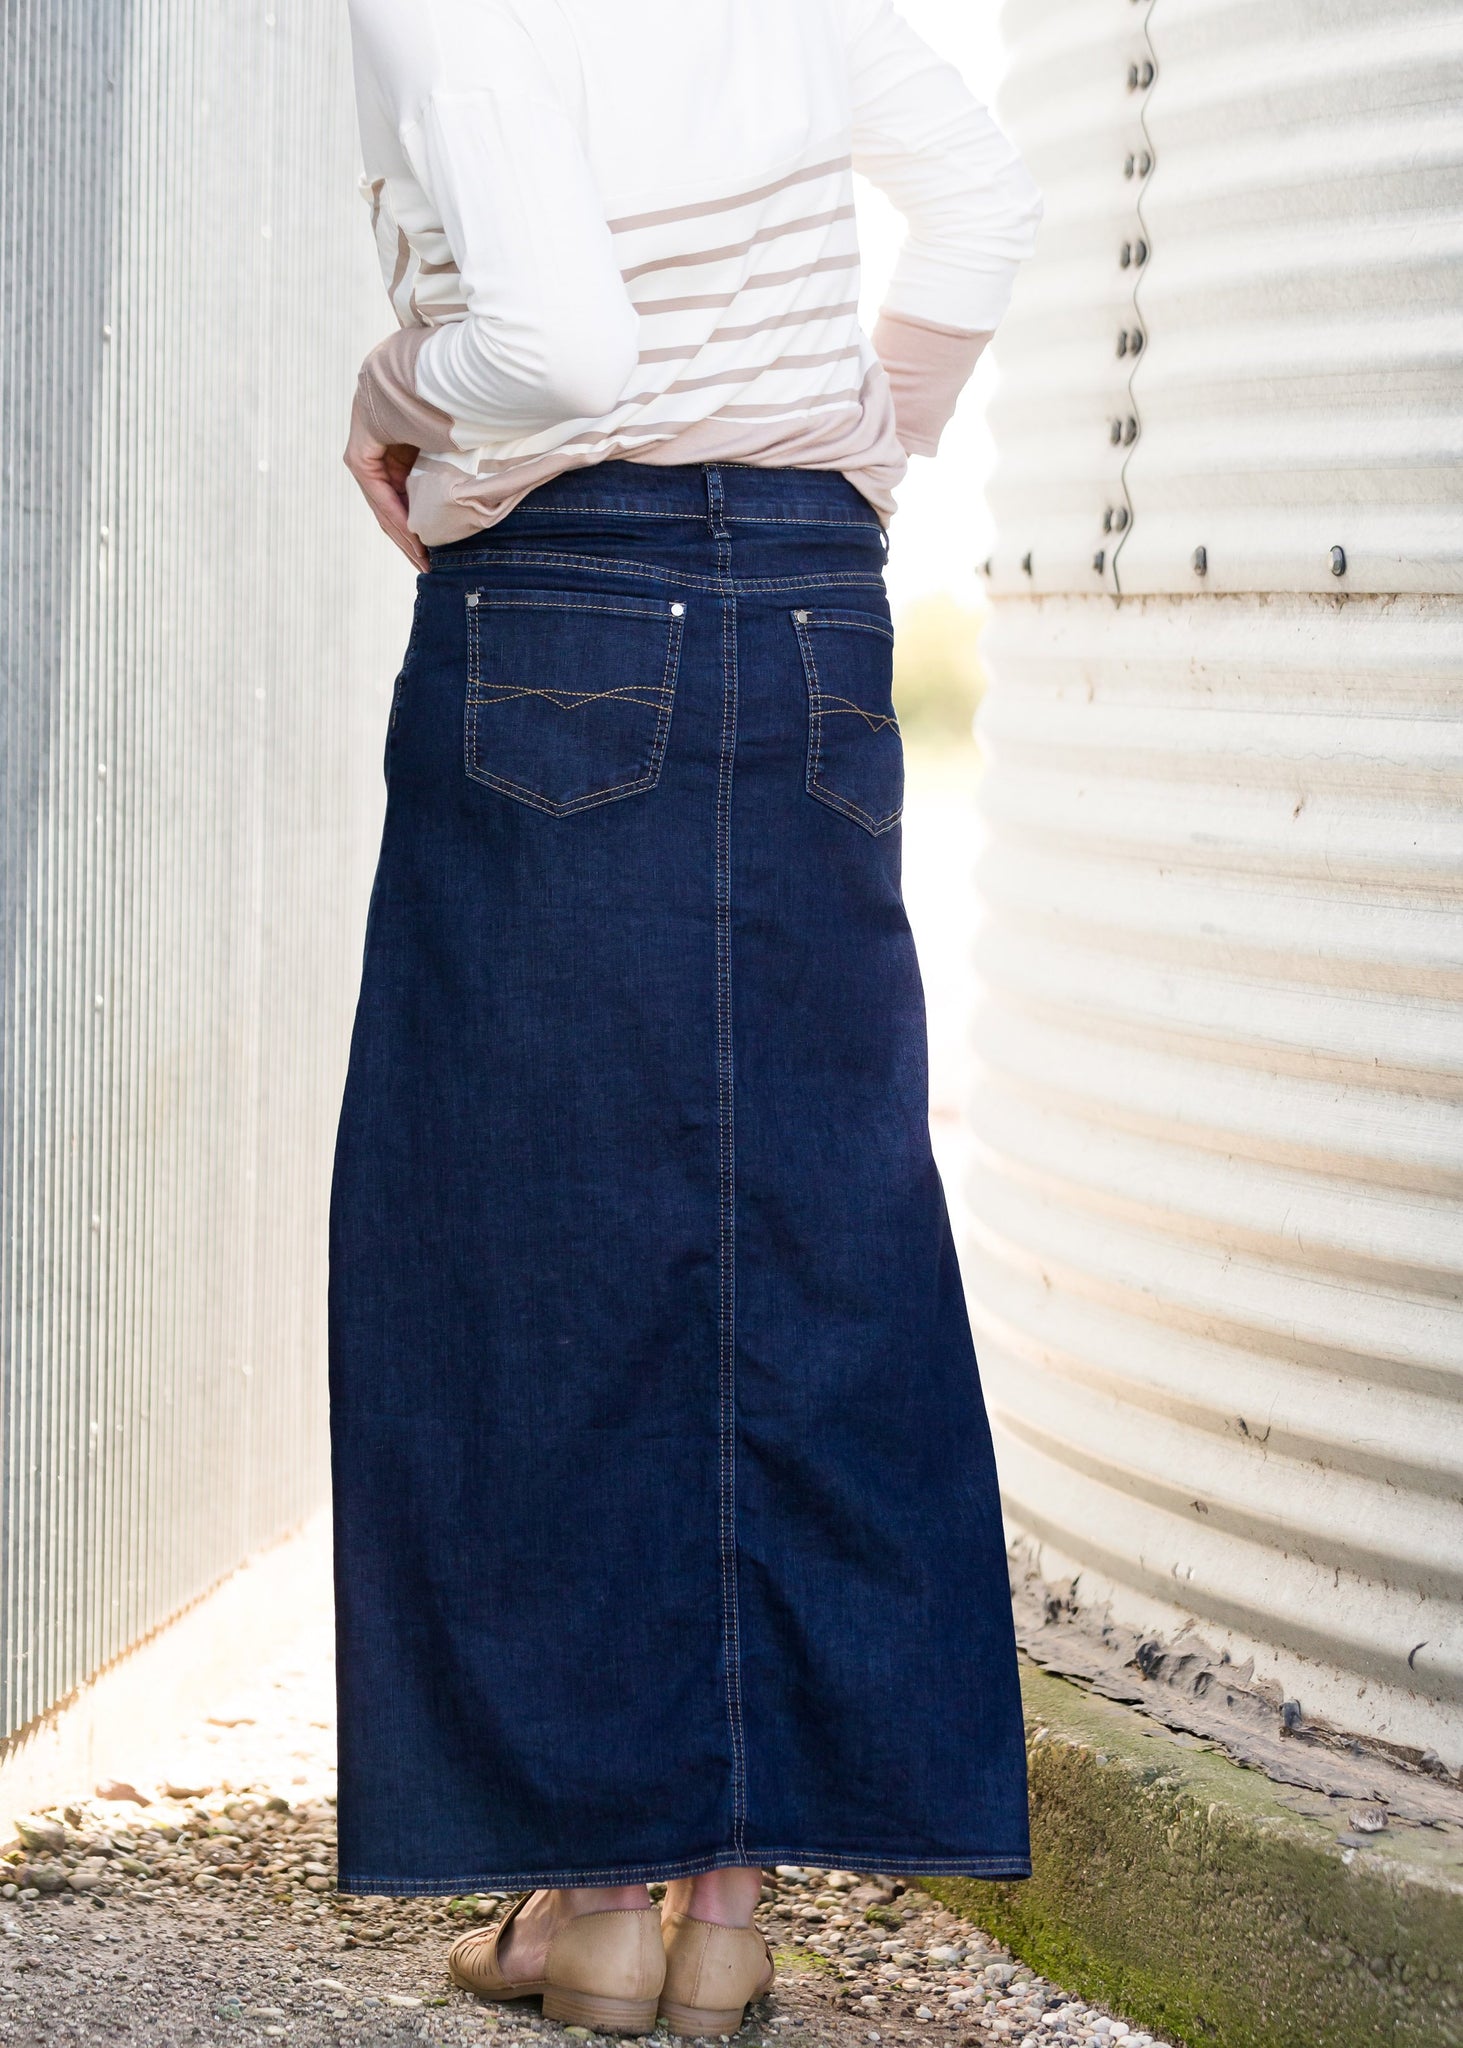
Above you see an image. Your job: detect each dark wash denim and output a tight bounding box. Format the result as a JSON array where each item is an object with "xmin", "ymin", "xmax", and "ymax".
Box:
[{"xmin": 329, "ymin": 461, "xmax": 1031, "ymax": 1893}]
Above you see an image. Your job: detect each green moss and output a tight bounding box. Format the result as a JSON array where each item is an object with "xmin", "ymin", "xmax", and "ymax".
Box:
[
  {"xmin": 922, "ymin": 1667, "xmax": 1463, "ymax": 2048},
  {"xmin": 772, "ymin": 1946, "xmax": 836, "ymax": 1975}
]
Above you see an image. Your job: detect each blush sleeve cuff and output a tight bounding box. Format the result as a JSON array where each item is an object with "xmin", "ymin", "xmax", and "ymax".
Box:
[
  {"xmin": 355, "ymin": 324, "xmax": 458, "ymax": 453},
  {"xmin": 872, "ymin": 310, "xmax": 991, "ymax": 457}
]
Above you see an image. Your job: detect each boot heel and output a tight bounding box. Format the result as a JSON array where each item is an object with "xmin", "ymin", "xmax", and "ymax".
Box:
[
  {"xmin": 542, "ymin": 1988, "xmax": 661, "ymax": 2035},
  {"xmin": 658, "ymin": 1997, "xmax": 750, "ymax": 2037}
]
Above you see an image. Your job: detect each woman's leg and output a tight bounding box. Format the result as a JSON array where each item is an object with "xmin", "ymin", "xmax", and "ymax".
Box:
[{"xmin": 662, "ymin": 1866, "xmax": 764, "ymax": 1927}]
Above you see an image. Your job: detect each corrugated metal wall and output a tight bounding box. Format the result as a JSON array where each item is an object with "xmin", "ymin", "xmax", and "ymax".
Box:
[
  {"xmin": 976, "ymin": 0, "xmax": 1463, "ymax": 1763},
  {"xmin": 0, "ymin": 1, "xmax": 406, "ymax": 1741}
]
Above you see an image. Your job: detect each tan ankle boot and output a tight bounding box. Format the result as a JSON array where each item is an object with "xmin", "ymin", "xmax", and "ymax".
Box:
[
  {"xmin": 658, "ymin": 1910, "xmax": 775, "ymax": 2036},
  {"xmin": 449, "ymin": 1895, "xmax": 666, "ymax": 2034}
]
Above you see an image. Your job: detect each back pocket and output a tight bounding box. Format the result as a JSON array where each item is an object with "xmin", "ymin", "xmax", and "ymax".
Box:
[
  {"xmin": 792, "ymin": 606, "xmax": 902, "ymax": 835},
  {"xmin": 466, "ymin": 589, "xmax": 686, "ymax": 815}
]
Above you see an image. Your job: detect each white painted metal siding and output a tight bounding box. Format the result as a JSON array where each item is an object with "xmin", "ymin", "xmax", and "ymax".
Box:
[
  {"xmin": 0, "ymin": 1, "xmax": 407, "ymax": 1739},
  {"xmin": 989, "ymin": 0, "xmax": 1463, "ymax": 599},
  {"xmin": 976, "ymin": 0, "xmax": 1463, "ymax": 1763}
]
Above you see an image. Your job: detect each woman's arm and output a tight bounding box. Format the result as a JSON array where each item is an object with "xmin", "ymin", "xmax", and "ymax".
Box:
[
  {"xmin": 348, "ymin": 0, "xmax": 640, "ymax": 453},
  {"xmin": 843, "ymin": 0, "xmax": 1043, "ymax": 456}
]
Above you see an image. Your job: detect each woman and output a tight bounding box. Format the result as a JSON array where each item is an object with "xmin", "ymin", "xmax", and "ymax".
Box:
[{"xmin": 332, "ymin": 0, "xmax": 1042, "ymax": 2032}]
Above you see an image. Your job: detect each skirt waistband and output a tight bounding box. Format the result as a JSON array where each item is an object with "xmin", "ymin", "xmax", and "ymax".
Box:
[{"xmin": 428, "ymin": 460, "xmax": 884, "ymax": 564}]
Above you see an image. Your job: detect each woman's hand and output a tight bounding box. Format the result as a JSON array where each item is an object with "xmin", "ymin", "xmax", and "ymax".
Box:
[{"xmin": 343, "ymin": 397, "xmax": 430, "ymax": 573}]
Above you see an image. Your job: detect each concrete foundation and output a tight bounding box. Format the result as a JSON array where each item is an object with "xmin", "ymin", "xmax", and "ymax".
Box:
[{"xmin": 925, "ymin": 1663, "xmax": 1463, "ymax": 2048}]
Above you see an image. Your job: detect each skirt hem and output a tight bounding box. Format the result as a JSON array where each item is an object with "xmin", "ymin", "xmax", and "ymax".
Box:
[{"xmin": 336, "ymin": 1848, "xmax": 1032, "ymax": 1896}]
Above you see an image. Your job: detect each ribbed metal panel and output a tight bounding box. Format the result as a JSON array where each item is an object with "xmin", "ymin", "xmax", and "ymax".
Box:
[
  {"xmin": 988, "ymin": 0, "xmax": 1463, "ymax": 598},
  {"xmin": 0, "ymin": 1, "xmax": 406, "ymax": 1740},
  {"xmin": 974, "ymin": 0, "xmax": 1463, "ymax": 1764}
]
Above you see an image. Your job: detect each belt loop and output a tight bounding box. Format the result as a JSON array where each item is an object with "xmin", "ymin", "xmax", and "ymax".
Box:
[{"xmin": 704, "ymin": 463, "xmax": 730, "ymax": 540}]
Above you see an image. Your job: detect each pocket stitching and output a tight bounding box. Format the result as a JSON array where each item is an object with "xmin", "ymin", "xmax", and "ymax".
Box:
[
  {"xmin": 793, "ymin": 610, "xmax": 902, "ymax": 837},
  {"xmin": 466, "ymin": 591, "xmax": 684, "ymax": 815}
]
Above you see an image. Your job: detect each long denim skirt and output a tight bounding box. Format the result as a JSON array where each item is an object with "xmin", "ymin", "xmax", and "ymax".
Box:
[{"xmin": 329, "ymin": 461, "xmax": 1030, "ymax": 1893}]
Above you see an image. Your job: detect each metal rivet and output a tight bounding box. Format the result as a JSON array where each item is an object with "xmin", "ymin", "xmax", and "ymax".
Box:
[
  {"xmin": 465, "ymin": 592, "xmax": 479, "ymax": 606},
  {"xmin": 1021, "ymin": 552, "xmax": 1033, "ymax": 576},
  {"xmin": 1123, "ymin": 417, "xmax": 1139, "ymax": 445},
  {"xmin": 793, "ymin": 608, "xmax": 808, "ymax": 623},
  {"xmin": 670, "ymin": 602, "xmax": 685, "ymax": 616},
  {"xmin": 1112, "ymin": 506, "xmax": 1130, "ymax": 531},
  {"xmin": 1092, "ymin": 550, "xmax": 1106, "ymax": 573},
  {"xmin": 1330, "ymin": 545, "xmax": 1347, "ymax": 578},
  {"xmin": 1192, "ymin": 546, "xmax": 1208, "ymax": 576}
]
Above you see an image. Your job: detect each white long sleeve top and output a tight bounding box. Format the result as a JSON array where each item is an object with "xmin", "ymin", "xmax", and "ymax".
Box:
[{"xmin": 348, "ymin": 0, "xmax": 1041, "ymax": 542}]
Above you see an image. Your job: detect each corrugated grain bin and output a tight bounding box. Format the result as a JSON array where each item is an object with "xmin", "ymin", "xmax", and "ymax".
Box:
[{"xmin": 975, "ymin": 0, "xmax": 1463, "ymax": 1764}]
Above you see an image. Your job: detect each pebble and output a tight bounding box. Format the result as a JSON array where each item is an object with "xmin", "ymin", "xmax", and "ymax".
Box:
[{"xmin": 15, "ymin": 1818, "xmax": 66, "ymax": 1856}]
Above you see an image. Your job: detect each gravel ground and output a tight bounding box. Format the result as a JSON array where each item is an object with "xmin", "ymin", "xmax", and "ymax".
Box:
[
  {"xmin": 0, "ymin": 1839, "xmax": 1170, "ymax": 2048},
  {"xmin": 0, "ymin": 1607, "xmax": 1170, "ymax": 2048}
]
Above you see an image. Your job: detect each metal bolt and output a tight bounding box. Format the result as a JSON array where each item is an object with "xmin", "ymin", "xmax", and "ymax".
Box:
[
  {"xmin": 1093, "ymin": 550, "xmax": 1106, "ymax": 573},
  {"xmin": 1021, "ymin": 551, "xmax": 1033, "ymax": 576},
  {"xmin": 1330, "ymin": 545, "xmax": 1347, "ymax": 577},
  {"xmin": 1192, "ymin": 545, "xmax": 1208, "ymax": 576}
]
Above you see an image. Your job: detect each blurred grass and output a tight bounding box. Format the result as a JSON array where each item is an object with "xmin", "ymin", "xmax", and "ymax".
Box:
[{"xmin": 893, "ymin": 593, "xmax": 987, "ymax": 772}]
